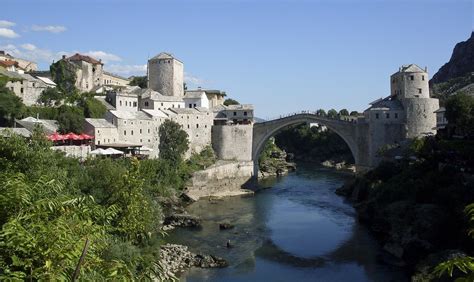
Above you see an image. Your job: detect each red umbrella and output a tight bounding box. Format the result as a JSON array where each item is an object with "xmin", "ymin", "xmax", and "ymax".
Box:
[
  {"xmin": 79, "ymin": 133, "xmax": 94, "ymax": 140},
  {"xmin": 64, "ymin": 132, "xmax": 83, "ymax": 140},
  {"xmin": 47, "ymin": 132, "xmax": 65, "ymax": 141}
]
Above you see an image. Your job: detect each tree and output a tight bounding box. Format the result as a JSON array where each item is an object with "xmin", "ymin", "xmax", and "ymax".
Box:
[
  {"xmin": 350, "ymin": 111, "xmax": 359, "ymax": 116},
  {"xmin": 82, "ymin": 96, "xmax": 107, "ymax": 118},
  {"xmin": 129, "ymin": 76, "xmax": 147, "ymax": 88},
  {"xmin": 0, "ymin": 76, "xmax": 24, "ymax": 126},
  {"xmin": 327, "ymin": 109, "xmax": 338, "ymax": 118},
  {"xmin": 158, "ymin": 120, "xmax": 189, "ymax": 165},
  {"xmin": 224, "ymin": 98, "xmax": 239, "ymax": 106},
  {"xmin": 316, "ymin": 109, "xmax": 326, "ymax": 116},
  {"xmin": 339, "ymin": 109, "xmax": 349, "ymax": 116},
  {"xmin": 445, "ymin": 92, "xmax": 474, "ymax": 135},
  {"xmin": 57, "ymin": 105, "xmax": 84, "ymax": 133},
  {"xmin": 38, "ymin": 87, "xmax": 65, "ymax": 106},
  {"xmin": 50, "ymin": 59, "xmax": 78, "ymax": 95}
]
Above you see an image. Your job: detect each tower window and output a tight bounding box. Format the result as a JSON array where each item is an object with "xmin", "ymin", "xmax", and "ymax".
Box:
[
  {"xmin": 410, "ymin": 75, "xmax": 414, "ymax": 80},
  {"xmin": 244, "ymin": 111, "xmax": 248, "ymax": 116},
  {"xmin": 145, "ymin": 101, "xmax": 149, "ymax": 107},
  {"xmin": 386, "ymin": 113, "xmax": 390, "ymax": 119},
  {"xmin": 422, "ymin": 75, "xmax": 425, "ymax": 81},
  {"xmin": 196, "ymin": 124, "xmax": 199, "ymax": 128},
  {"xmin": 375, "ymin": 113, "xmax": 379, "ymax": 119},
  {"xmin": 233, "ymin": 112, "xmax": 237, "ymax": 116},
  {"xmin": 124, "ymin": 130, "xmax": 126, "ymax": 135},
  {"xmin": 395, "ymin": 113, "xmax": 398, "ymax": 119},
  {"xmin": 418, "ymin": 88, "xmax": 422, "ymax": 94}
]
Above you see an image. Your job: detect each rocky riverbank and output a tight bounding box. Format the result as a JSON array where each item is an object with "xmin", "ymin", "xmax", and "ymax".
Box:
[
  {"xmin": 259, "ymin": 149, "xmax": 296, "ymax": 178},
  {"xmin": 159, "ymin": 244, "xmax": 228, "ymax": 275}
]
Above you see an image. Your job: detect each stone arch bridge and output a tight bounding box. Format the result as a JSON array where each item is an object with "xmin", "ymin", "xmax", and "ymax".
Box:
[{"xmin": 252, "ymin": 113, "xmax": 375, "ymax": 173}]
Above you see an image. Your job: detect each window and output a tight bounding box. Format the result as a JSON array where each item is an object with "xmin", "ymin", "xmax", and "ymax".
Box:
[
  {"xmin": 410, "ymin": 75, "xmax": 414, "ymax": 80},
  {"xmin": 145, "ymin": 101, "xmax": 149, "ymax": 107},
  {"xmin": 133, "ymin": 102, "xmax": 137, "ymax": 107},
  {"xmin": 375, "ymin": 113, "xmax": 379, "ymax": 119},
  {"xmin": 205, "ymin": 125, "xmax": 207, "ymax": 128},
  {"xmin": 98, "ymin": 140, "xmax": 100, "ymax": 145},
  {"xmin": 422, "ymin": 75, "xmax": 425, "ymax": 81},
  {"xmin": 196, "ymin": 124, "xmax": 199, "ymax": 128},
  {"xmin": 148, "ymin": 129, "xmax": 150, "ymax": 133},
  {"xmin": 189, "ymin": 104, "xmax": 192, "ymax": 108},
  {"xmin": 120, "ymin": 101, "xmax": 122, "ymax": 106},
  {"xmin": 178, "ymin": 104, "xmax": 181, "ymax": 108},
  {"xmin": 161, "ymin": 103, "xmax": 164, "ymax": 106},
  {"xmin": 418, "ymin": 88, "xmax": 422, "ymax": 94},
  {"xmin": 395, "ymin": 113, "xmax": 398, "ymax": 119},
  {"xmin": 20, "ymin": 88, "xmax": 23, "ymax": 93},
  {"xmin": 233, "ymin": 112, "xmax": 237, "ymax": 116},
  {"xmin": 140, "ymin": 129, "xmax": 142, "ymax": 134},
  {"xmin": 97, "ymin": 130, "xmax": 100, "ymax": 133},
  {"xmin": 244, "ymin": 111, "xmax": 248, "ymax": 116},
  {"xmin": 193, "ymin": 104, "xmax": 196, "ymax": 108},
  {"xmin": 124, "ymin": 130, "xmax": 127, "ymax": 135},
  {"xmin": 187, "ymin": 124, "xmax": 190, "ymax": 129},
  {"xmin": 140, "ymin": 139, "xmax": 142, "ymax": 142},
  {"xmin": 386, "ymin": 113, "xmax": 390, "ymax": 119}
]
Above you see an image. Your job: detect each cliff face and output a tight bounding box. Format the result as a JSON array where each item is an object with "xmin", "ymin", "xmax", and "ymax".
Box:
[{"xmin": 431, "ymin": 32, "xmax": 474, "ymax": 84}]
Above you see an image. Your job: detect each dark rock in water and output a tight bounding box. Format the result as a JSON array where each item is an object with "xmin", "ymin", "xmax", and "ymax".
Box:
[
  {"xmin": 164, "ymin": 213, "xmax": 201, "ymax": 228},
  {"xmin": 219, "ymin": 222, "xmax": 234, "ymax": 230},
  {"xmin": 194, "ymin": 254, "xmax": 228, "ymax": 268}
]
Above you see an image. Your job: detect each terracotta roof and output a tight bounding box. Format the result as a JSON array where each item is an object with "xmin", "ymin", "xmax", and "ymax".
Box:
[
  {"xmin": 67, "ymin": 53, "xmax": 102, "ymax": 65},
  {"xmin": 0, "ymin": 60, "xmax": 18, "ymax": 67}
]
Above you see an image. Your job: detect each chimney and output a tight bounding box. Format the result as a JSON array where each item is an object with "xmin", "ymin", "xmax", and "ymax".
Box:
[{"xmin": 425, "ymin": 66, "xmax": 427, "ymax": 72}]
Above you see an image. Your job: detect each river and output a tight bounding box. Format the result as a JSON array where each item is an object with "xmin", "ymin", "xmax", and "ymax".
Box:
[{"xmin": 167, "ymin": 163, "xmax": 408, "ymax": 281}]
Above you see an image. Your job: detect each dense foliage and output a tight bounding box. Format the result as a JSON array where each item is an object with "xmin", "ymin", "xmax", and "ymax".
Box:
[
  {"xmin": 445, "ymin": 92, "xmax": 474, "ymax": 136},
  {"xmin": 0, "ymin": 76, "xmax": 24, "ymax": 126},
  {"xmin": 345, "ymin": 136, "xmax": 474, "ymax": 279},
  {"xmin": 50, "ymin": 59, "xmax": 77, "ymax": 95},
  {"xmin": 0, "ymin": 126, "xmax": 215, "ymax": 280},
  {"xmin": 129, "ymin": 76, "xmax": 147, "ymax": 88},
  {"xmin": 158, "ymin": 120, "xmax": 189, "ymax": 165},
  {"xmin": 274, "ymin": 123, "xmax": 353, "ymax": 163},
  {"xmin": 223, "ymin": 98, "xmax": 239, "ymax": 106}
]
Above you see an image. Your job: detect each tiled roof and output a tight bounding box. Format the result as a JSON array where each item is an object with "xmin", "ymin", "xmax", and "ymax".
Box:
[
  {"xmin": 141, "ymin": 89, "xmax": 184, "ymax": 102},
  {"xmin": 85, "ymin": 118, "xmax": 116, "ymax": 128},
  {"xmin": 109, "ymin": 110, "xmax": 152, "ymax": 120},
  {"xmin": 0, "ymin": 60, "xmax": 18, "ymax": 67},
  {"xmin": 67, "ymin": 53, "xmax": 102, "ymax": 65},
  {"xmin": 0, "ymin": 127, "xmax": 32, "ymax": 137}
]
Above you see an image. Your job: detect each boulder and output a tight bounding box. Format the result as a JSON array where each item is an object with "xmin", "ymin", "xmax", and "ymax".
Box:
[{"xmin": 163, "ymin": 213, "xmax": 201, "ymax": 228}]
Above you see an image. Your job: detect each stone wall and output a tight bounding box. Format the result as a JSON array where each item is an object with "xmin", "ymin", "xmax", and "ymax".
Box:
[
  {"xmin": 184, "ymin": 160, "xmax": 255, "ymax": 200},
  {"xmin": 402, "ymin": 98, "xmax": 439, "ymax": 138},
  {"xmin": 212, "ymin": 124, "xmax": 253, "ymax": 161},
  {"xmin": 51, "ymin": 145, "xmax": 91, "ymax": 160}
]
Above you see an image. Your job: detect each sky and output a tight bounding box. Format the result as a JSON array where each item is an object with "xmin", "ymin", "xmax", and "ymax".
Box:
[{"xmin": 1, "ymin": 0, "xmax": 473, "ymax": 118}]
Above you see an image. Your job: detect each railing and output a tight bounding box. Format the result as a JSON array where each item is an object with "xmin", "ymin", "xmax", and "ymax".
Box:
[{"xmin": 259, "ymin": 110, "xmax": 360, "ymax": 124}]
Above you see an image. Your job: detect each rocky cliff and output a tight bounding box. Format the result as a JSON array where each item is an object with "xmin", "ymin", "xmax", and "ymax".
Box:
[{"xmin": 431, "ymin": 32, "xmax": 474, "ymax": 84}]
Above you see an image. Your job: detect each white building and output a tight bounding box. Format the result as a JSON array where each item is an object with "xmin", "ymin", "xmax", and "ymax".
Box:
[
  {"xmin": 140, "ymin": 89, "xmax": 185, "ymax": 110},
  {"xmin": 183, "ymin": 90, "xmax": 209, "ymax": 109},
  {"xmin": 1, "ymin": 68, "xmax": 54, "ymax": 106},
  {"xmin": 0, "ymin": 50, "xmax": 37, "ymax": 71},
  {"xmin": 84, "ymin": 118, "xmax": 119, "ymax": 145},
  {"xmin": 102, "ymin": 71, "xmax": 130, "ymax": 87}
]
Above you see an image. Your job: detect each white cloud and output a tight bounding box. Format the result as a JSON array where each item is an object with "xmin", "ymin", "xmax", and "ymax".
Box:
[
  {"xmin": 0, "ymin": 28, "xmax": 19, "ymax": 38},
  {"xmin": 83, "ymin": 51, "xmax": 121, "ymax": 63},
  {"xmin": 0, "ymin": 43, "xmax": 55, "ymax": 64},
  {"xmin": 106, "ymin": 64, "xmax": 147, "ymax": 76},
  {"xmin": 184, "ymin": 72, "xmax": 205, "ymax": 86},
  {"xmin": 21, "ymin": 43, "xmax": 36, "ymax": 51},
  {"xmin": 31, "ymin": 25, "xmax": 66, "ymax": 33},
  {"xmin": 0, "ymin": 20, "xmax": 15, "ymax": 28}
]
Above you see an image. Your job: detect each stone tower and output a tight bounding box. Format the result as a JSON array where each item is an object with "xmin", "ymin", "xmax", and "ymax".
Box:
[
  {"xmin": 147, "ymin": 52, "xmax": 184, "ymax": 97},
  {"xmin": 390, "ymin": 64, "xmax": 439, "ymax": 138}
]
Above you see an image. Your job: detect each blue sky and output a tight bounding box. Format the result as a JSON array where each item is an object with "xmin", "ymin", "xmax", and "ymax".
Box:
[{"xmin": 2, "ymin": 0, "xmax": 473, "ymax": 117}]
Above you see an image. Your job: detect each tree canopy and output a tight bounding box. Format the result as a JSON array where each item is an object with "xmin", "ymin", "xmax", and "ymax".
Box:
[
  {"xmin": 158, "ymin": 120, "xmax": 189, "ymax": 165},
  {"xmin": 129, "ymin": 76, "xmax": 147, "ymax": 88},
  {"xmin": 50, "ymin": 60, "xmax": 77, "ymax": 95},
  {"xmin": 224, "ymin": 98, "xmax": 239, "ymax": 106},
  {"xmin": 0, "ymin": 76, "xmax": 24, "ymax": 126},
  {"xmin": 445, "ymin": 92, "xmax": 474, "ymax": 135},
  {"xmin": 327, "ymin": 109, "xmax": 338, "ymax": 118}
]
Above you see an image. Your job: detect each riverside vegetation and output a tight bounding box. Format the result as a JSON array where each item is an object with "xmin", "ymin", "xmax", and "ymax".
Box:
[{"xmin": 0, "ymin": 119, "xmax": 217, "ymax": 280}]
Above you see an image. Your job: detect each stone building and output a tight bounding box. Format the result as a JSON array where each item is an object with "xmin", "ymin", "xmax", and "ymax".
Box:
[
  {"xmin": 84, "ymin": 118, "xmax": 119, "ymax": 145},
  {"xmin": 64, "ymin": 53, "xmax": 104, "ymax": 92},
  {"xmin": 147, "ymin": 52, "xmax": 184, "ymax": 97},
  {"xmin": 0, "ymin": 50, "xmax": 37, "ymax": 71},
  {"xmin": 1, "ymin": 68, "xmax": 55, "ymax": 106},
  {"xmin": 102, "ymin": 71, "xmax": 130, "ymax": 87},
  {"xmin": 140, "ymin": 89, "xmax": 185, "ymax": 110},
  {"xmin": 223, "ymin": 104, "xmax": 254, "ymax": 125}
]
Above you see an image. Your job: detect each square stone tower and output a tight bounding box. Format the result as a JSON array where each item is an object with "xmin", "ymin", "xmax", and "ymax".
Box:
[{"xmin": 147, "ymin": 52, "xmax": 184, "ymax": 97}]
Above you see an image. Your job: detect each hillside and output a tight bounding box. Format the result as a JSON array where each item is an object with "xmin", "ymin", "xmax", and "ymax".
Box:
[{"xmin": 431, "ymin": 32, "xmax": 474, "ymax": 101}]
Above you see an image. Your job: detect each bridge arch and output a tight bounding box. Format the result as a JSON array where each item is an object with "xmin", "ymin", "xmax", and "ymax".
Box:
[{"xmin": 252, "ymin": 114, "xmax": 362, "ymax": 174}]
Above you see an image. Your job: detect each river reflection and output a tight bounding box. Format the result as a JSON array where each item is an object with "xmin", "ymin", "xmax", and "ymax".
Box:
[{"xmin": 166, "ymin": 164, "xmax": 408, "ymax": 282}]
